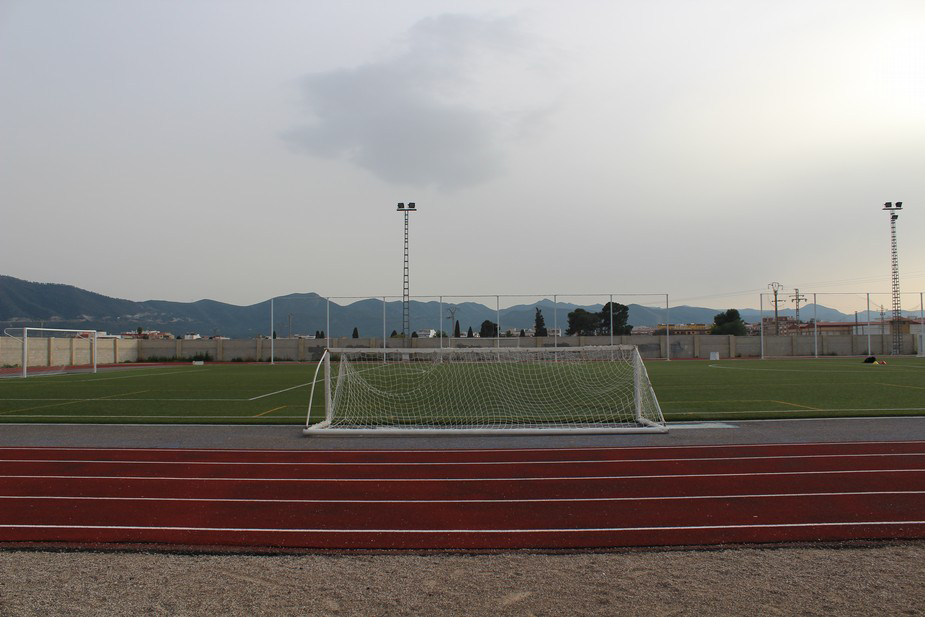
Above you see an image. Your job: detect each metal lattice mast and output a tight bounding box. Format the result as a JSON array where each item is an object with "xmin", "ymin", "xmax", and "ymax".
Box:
[
  {"xmin": 883, "ymin": 201, "xmax": 903, "ymax": 354},
  {"xmin": 792, "ymin": 288, "xmax": 807, "ymax": 323},
  {"xmin": 769, "ymin": 282, "xmax": 783, "ymax": 335},
  {"xmin": 397, "ymin": 202, "xmax": 417, "ymax": 341}
]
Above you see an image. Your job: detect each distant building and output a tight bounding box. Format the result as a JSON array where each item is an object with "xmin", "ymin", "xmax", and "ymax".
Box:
[
  {"xmin": 654, "ymin": 324, "xmax": 711, "ymax": 336},
  {"xmin": 120, "ymin": 330, "xmax": 174, "ymax": 340},
  {"xmin": 414, "ymin": 329, "xmax": 437, "ymax": 338}
]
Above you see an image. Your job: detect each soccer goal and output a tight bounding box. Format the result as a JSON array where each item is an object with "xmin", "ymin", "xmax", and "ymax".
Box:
[
  {"xmin": 304, "ymin": 345, "xmax": 667, "ymax": 434},
  {"xmin": 2, "ymin": 327, "xmax": 98, "ymax": 377}
]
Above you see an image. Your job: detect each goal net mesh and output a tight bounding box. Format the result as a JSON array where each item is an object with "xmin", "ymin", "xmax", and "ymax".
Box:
[{"xmin": 306, "ymin": 345, "xmax": 666, "ymax": 433}]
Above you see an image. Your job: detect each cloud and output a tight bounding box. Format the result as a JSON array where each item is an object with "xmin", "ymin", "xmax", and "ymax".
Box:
[{"xmin": 284, "ymin": 14, "xmax": 560, "ymax": 190}]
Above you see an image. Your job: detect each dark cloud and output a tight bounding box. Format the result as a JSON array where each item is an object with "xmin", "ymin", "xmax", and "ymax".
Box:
[{"xmin": 284, "ymin": 14, "xmax": 557, "ymax": 190}]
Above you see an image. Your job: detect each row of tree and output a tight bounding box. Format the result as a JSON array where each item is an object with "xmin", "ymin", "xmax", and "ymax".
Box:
[{"xmin": 333, "ymin": 306, "xmax": 745, "ymax": 339}]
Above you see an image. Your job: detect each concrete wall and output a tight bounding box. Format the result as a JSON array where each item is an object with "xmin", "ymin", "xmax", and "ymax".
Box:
[{"xmin": 2, "ymin": 334, "xmax": 921, "ymax": 368}]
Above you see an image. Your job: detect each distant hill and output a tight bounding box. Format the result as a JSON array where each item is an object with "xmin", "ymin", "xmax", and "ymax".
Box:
[{"xmin": 0, "ymin": 274, "xmax": 874, "ymax": 339}]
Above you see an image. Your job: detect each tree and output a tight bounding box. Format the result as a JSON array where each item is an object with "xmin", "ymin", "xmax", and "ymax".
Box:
[
  {"xmin": 136, "ymin": 326, "xmax": 143, "ymax": 335},
  {"xmin": 599, "ymin": 302, "xmax": 633, "ymax": 336},
  {"xmin": 711, "ymin": 309, "xmax": 746, "ymax": 336},
  {"xmin": 318, "ymin": 330, "xmax": 325, "ymax": 339},
  {"xmin": 479, "ymin": 320, "xmax": 498, "ymax": 338},
  {"xmin": 352, "ymin": 327, "xmax": 359, "ymax": 338},
  {"xmin": 467, "ymin": 326, "xmax": 474, "ymax": 338},
  {"xmin": 454, "ymin": 320, "xmax": 461, "ymax": 338},
  {"xmin": 520, "ymin": 329, "xmax": 526, "ymax": 337},
  {"xmin": 390, "ymin": 329, "xmax": 399, "ymax": 338},
  {"xmin": 272, "ymin": 330, "xmax": 277, "ymax": 339},
  {"xmin": 411, "ymin": 331, "xmax": 419, "ymax": 338},
  {"xmin": 565, "ymin": 308, "xmax": 599, "ymax": 336},
  {"xmin": 534, "ymin": 308, "xmax": 548, "ymax": 337}
]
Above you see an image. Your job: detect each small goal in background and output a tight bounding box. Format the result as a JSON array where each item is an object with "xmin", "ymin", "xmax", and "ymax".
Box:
[{"xmin": 2, "ymin": 327, "xmax": 98, "ymax": 377}]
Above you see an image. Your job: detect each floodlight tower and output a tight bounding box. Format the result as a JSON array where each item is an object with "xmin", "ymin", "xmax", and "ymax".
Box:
[
  {"xmin": 397, "ymin": 202, "xmax": 417, "ymax": 340},
  {"xmin": 882, "ymin": 201, "xmax": 904, "ymax": 355}
]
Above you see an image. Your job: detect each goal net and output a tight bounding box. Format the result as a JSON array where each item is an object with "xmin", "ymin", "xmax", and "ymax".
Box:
[
  {"xmin": 304, "ymin": 345, "xmax": 666, "ymax": 434},
  {"xmin": 2, "ymin": 328, "xmax": 98, "ymax": 377}
]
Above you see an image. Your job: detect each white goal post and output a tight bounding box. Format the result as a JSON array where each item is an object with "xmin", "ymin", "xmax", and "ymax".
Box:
[
  {"xmin": 2, "ymin": 327, "xmax": 98, "ymax": 377},
  {"xmin": 304, "ymin": 345, "xmax": 667, "ymax": 435}
]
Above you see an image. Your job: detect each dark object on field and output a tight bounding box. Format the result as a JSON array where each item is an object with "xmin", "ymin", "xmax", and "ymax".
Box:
[{"xmin": 863, "ymin": 356, "xmax": 877, "ymax": 363}]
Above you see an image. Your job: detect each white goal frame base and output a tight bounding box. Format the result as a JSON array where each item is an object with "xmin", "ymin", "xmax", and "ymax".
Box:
[{"xmin": 304, "ymin": 346, "xmax": 667, "ymax": 436}]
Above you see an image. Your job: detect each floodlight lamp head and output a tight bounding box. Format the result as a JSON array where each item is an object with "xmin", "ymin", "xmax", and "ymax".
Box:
[
  {"xmin": 408, "ymin": 202, "xmax": 416, "ymax": 210},
  {"xmin": 884, "ymin": 202, "xmax": 892, "ymax": 209},
  {"xmin": 895, "ymin": 201, "xmax": 902, "ymax": 208},
  {"xmin": 397, "ymin": 202, "xmax": 405, "ymax": 210}
]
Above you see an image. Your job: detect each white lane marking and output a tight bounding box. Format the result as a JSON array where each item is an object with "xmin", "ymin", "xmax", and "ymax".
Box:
[
  {"xmin": 1, "ymin": 490, "xmax": 923, "ymax": 505},
  {"xmin": 2, "ymin": 440, "xmax": 921, "ymax": 455},
  {"xmin": 2, "ymin": 452, "xmax": 923, "ymax": 466},
  {"xmin": 1, "ymin": 521, "xmax": 923, "ymax": 534},
  {"xmin": 248, "ymin": 383, "xmax": 311, "ymax": 401},
  {"xmin": 1, "ymin": 469, "xmax": 922, "ymax": 483}
]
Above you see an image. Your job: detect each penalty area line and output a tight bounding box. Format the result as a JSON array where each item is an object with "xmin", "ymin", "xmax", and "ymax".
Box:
[{"xmin": 249, "ymin": 383, "xmax": 312, "ymax": 401}]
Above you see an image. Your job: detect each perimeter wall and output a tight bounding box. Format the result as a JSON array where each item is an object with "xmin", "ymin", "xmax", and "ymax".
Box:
[{"xmin": 2, "ymin": 334, "xmax": 922, "ymax": 367}]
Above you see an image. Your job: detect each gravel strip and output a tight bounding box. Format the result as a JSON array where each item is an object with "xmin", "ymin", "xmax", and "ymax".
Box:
[{"xmin": 2, "ymin": 542, "xmax": 924, "ymax": 616}]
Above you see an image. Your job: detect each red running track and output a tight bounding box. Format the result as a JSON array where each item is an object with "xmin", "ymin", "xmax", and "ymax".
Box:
[{"xmin": 0, "ymin": 441, "xmax": 923, "ymax": 550}]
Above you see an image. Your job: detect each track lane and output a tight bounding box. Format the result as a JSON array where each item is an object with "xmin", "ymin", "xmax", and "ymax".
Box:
[
  {"xmin": 1, "ymin": 470, "xmax": 924, "ymax": 500},
  {"xmin": 1, "ymin": 442, "xmax": 924, "ymax": 549},
  {"xmin": 2, "ymin": 454, "xmax": 923, "ymax": 480},
  {"xmin": 2, "ymin": 441, "xmax": 924, "ymax": 462}
]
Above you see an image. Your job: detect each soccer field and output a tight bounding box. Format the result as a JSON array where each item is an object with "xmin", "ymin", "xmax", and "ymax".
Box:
[{"xmin": 0, "ymin": 358, "xmax": 923, "ymax": 424}]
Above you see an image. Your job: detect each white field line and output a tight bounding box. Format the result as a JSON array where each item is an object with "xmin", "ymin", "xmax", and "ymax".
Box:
[
  {"xmin": 707, "ymin": 364, "xmax": 925, "ymax": 374},
  {"xmin": 667, "ymin": 408, "xmax": 925, "ymax": 415},
  {"xmin": 1, "ymin": 490, "xmax": 923, "ymax": 505},
  {"xmin": 76, "ymin": 369, "xmax": 206, "ymax": 383},
  {"xmin": 1, "ymin": 469, "xmax": 922, "ymax": 483},
  {"xmin": 0, "ymin": 416, "xmax": 305, "ymax": 420},
  {"xmin": 2, "ymin": 452, "xmax": 923, "ymax": 466},
  {"xmin": 248, "ymin": 382, "xmax": 311, "ymax": 401},
  {"xmin": 1, "ymin": 399, "xmax": 247, "ymax": 403},
  {"xmin": 1, "ymin": 521, "xmax": 923, "ymax": 534},
  {"xmin": 0, "ymin": 439, "xmax": 922, "ymax": 454}
]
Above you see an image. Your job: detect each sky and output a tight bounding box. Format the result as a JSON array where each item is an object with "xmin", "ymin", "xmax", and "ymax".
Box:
[{"xmin": 1, "ymin": 0, "xmax": 924, "ymax": 313}]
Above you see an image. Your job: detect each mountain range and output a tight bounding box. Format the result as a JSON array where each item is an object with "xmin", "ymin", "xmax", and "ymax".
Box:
[{"xmin": 0, "ymin": 274, "xmax": 876, "ymax": 339}]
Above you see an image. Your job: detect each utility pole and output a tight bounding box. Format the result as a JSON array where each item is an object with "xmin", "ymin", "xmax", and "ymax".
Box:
[
  {"xmin": 792, "ymin": 288, "xmax": 807, "ymax": 324},
  {"xmin": 880, "ymin": 304, "xmax": 887, "ymax": 353},
  {"xmin": 396, "ymin": 202, "xmax": 417, "ymax": 342},
  {"xmin": 769, "ymin": 282, "xmax": 783, "ymax": 335},
  {"xmin": 446, "ymin": 306, "xmax": 458, "ymax": 340},
  {"xmin": 882, "ymin": 202, "xmax": 904, "ymax": 355}
]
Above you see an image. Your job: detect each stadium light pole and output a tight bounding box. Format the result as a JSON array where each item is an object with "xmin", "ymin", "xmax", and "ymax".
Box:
[
  {"xmin": 397, "ymin": 202, "xmax": 417, "ymax": 343},
  {"xmin": 882, "ymin": 201, "xmax": 903, "ymax": 355}
]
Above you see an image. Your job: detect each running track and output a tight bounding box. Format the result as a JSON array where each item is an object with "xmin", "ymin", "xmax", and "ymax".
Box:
[{"xmin": 1, "ymin": 441, "xmax": 924, "ymax": 550}]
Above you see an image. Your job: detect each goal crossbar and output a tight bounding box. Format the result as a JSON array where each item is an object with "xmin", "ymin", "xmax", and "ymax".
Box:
[{"xmin": 304, "ymin": 345, "xmax": 667, "ymax": 435}]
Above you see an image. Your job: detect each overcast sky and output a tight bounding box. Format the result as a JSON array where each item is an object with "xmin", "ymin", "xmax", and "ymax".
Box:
[{"xmin": 1, "ymin": 0, "xmax": 923, "ymax": 313}]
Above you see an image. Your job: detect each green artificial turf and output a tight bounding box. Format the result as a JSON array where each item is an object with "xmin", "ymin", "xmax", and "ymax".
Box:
[{"xmin": 0, "ymin": 357, "xmax": 922, "ymax": 425}]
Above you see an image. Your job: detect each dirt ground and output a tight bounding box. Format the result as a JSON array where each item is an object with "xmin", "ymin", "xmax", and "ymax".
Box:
[{"xmin": 1, "ymin": 542, "xmax": 923, "ymax": 616}]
